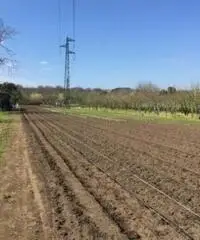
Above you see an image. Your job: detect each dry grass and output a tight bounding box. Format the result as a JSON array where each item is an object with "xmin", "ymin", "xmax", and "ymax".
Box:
[{"xmin": 0, "ymin": 113, "xmax": 15, "ymax": 159}]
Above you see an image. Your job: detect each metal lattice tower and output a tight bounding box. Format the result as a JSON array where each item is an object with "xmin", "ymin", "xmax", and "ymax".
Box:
[{"xmin": 60, "ymin": 36, "xmax": 75, "ymax": 106}]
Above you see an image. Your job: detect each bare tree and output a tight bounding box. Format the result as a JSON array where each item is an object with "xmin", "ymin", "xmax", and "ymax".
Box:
[
  {"xmin": 136, "ymin": 81, "xmax": 160, "ymax": 93},
  {"xmin": 0, "ymin": 19, "xmax": 16, "ymax": 66}
]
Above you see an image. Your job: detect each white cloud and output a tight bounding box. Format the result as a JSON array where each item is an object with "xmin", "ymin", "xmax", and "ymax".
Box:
[{"xmin": 40, "ymin": 60, "xmax": 48, "ymax": 65}]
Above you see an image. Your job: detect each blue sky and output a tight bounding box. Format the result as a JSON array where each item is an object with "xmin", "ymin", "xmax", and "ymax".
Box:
[{"xmin": 1, "ymin": 0, "xmax": 200, "ymax": 89}]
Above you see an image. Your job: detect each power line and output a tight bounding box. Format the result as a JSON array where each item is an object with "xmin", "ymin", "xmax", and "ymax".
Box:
[
  {"xmin": 72, "ymin": 0, "xmax": 76, "ymax": 54},
  {"xmin": 57, "ymin": 0, "xmax": 62, "ymax": 55}
]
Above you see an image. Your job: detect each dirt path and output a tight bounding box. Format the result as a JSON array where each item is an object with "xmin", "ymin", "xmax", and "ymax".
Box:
[{"xmin": 0, "ymin": 116, "xmax": 49, "ymax": 240}]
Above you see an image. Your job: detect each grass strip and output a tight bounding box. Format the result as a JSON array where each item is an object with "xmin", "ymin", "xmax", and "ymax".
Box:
[
  {"xmin": 0, "ymin": 112, "xmax": 12, "ymax": 159},
  {"xmin": 46, "ymin": 106, "xmax": 200, "ymax": 124}
]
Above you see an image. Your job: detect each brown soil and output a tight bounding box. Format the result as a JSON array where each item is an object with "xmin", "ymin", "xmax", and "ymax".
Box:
[
  {"xmin": 0, "ymin": 116, "xmax": 48, "ymax": 240},
  {"xmin": 2, "ymin": 107, "xmax": 200, "ymax": 239}
]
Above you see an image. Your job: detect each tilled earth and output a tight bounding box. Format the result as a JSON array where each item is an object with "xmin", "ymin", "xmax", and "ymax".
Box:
[{"xmin": 21, "ymin": 107, "xmax": 200, "ymax": 239}]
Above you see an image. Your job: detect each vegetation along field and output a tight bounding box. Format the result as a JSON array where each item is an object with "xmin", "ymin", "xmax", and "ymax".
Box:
[{"xmin": 0, "ymin": 112, "xmax": 12, "ymax": 158}]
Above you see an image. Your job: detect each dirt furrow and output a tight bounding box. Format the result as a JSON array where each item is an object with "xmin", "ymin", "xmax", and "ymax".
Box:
[
  {"xmin": 46, "ymin": 113, "xmax": 200, "ymax": 171},
  {"xmin": 34, "ymin": 112, "xmax": 198, "ymax": 239},
  {"xmin": 24, "ymin": 113, "xmax": 130, "ymax": 240},
  {"xmin": 22, "ymin": 108, "xmax": 200, "ymax": 239},
  {"xmin": 65, "ymin": 113, "xmax": 200, "ymax": 156},
  {"xmin": 32, "ymin": 113, "xmax": 163, "ymax": 239},
  {"xmin": 65, "ymin": 114, "xmax": 200, "ymax": 176},
  {"xmin": 38, "ymin": 113, "xmax": 200, "ymax": 212}
]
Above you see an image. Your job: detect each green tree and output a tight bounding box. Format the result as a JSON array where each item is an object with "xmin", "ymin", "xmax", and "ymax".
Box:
[{"xmin": 0, "ymin": 82, "xmax": 22, "ymax": 104}]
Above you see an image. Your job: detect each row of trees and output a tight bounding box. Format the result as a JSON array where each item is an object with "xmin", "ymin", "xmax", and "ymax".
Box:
[
  {"xmin": 0, "ymin": 81, "xmax": 200, "ymax": 116},
  {"xmin": 19, "ymin": 83, "xmax": 200, "ymax": 116}
]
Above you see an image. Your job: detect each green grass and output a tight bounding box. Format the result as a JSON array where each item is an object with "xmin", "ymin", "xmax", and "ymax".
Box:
[
  {"xmin": 0, "ymin": 112, "xmax": 11, "ymax": 123},
  {"xmin": 0, "ymin": 112, "xmax": 12, "ymax": 159},
  {"xmin": 47, "ymin": 106, "xmax": 200, "ymax": 124}
]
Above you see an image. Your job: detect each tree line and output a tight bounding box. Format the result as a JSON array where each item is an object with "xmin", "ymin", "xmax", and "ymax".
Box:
[
  {"xmin": 18, "ymin": 82, "xmax": 200, "ymax": 116},
  {"xmin": 1, "ymin": 81, "xmax": 200, "ymax": 116}
]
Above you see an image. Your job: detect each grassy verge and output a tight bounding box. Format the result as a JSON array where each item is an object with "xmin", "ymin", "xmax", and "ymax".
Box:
[
  {"xmin": 0, "ymin": 112, "xmax": 12, "ymax": 159},
  {"xmin": 47, "ymin": 106, "xmax": 200, "ymax": 124},
  {"xmin": 0, "ymin": 112, "xmax": 10, "ymax": 123}
]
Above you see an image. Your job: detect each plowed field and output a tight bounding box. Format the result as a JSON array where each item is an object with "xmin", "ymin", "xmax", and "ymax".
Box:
[{"xmin": 22, "ymin": 107, "xmax": 200, "ymax": 239}]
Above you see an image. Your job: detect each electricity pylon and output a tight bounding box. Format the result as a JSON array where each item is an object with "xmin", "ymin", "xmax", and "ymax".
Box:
[{"xmin": 60, "ymin": 36, "xmax": 75, "ymax": 107}]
